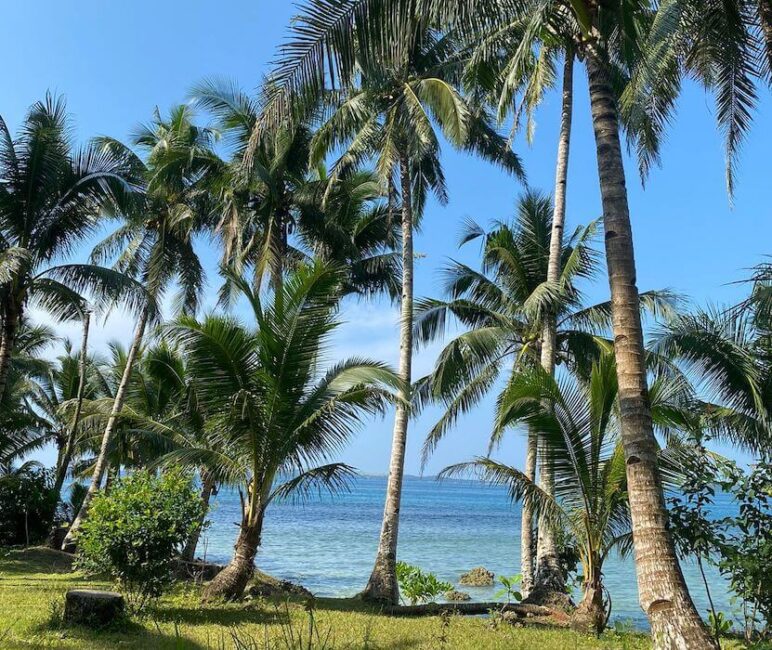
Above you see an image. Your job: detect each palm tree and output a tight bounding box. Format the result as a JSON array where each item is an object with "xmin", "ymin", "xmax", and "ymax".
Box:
[
  {"xmin": 652, "ymin": 304, "xmax": 772, "ymax": 458},
  {"xmin": 27, "ymin": 317, "xmax": 101, "ymax": 502},
  {"xmin": 0, "ymin": 94, "xmax": 145, "ymax": 401},
  {"xmin": 0, "ymin": 324, "xmax": 56, "ymax": 471},
  {"xmin": 441, "ymin": 355, "xmax": 632, "ymax": 633},
  {"xmin": 63, "ymin": 105, "xmax": 217, "ymax": 550},
  {"xmin": 164, "ymin": 263, "xmax": 400, "ymax": 600},
  {"xmin": 193, "ymin": 79, "xmax": 402, "ymax": 301},
  {"xmin": 415, "ymin": 190, "xmax": 676, "ymax": 600},
  {"xmin": 308, "ymin": 26, "xmax": 523, "ymax": 604}
]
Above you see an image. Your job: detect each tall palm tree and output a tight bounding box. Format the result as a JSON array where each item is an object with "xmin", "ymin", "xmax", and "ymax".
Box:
[
  {"xmin": 415, "ymin": 190, "xmax": 675, "ymax": 600},
  {"xmin": 308, "ymin": 26, "xmax": 523, "ymax": 604},
  {"xmin": 164, "ymin": 263, "xmax": 401, "ymax": 600},
  {"xmin": 0, "ymin": 94, "xmax": 145, "ymax": 401},
  {"xmin": 63, "ymin": 105, "xmax": 217, "ymax": 550}
]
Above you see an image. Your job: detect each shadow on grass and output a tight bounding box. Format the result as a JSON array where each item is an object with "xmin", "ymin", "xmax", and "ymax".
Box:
[
  {"xmin": 0, "ymin": 546, "xmax": 76, "ymax": 575},
  {"xmin": 153, "ymin": 604, "xmax": 290, "ymax": 627}
]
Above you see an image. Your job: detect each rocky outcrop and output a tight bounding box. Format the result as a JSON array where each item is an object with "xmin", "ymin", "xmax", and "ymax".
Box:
[
  {"xmin": 246, "ymin": 569, "xmax": 314, "ymax": 600},
  {"xmin": 64, "ymin": 590, "xmax": 124, "ymax": 626},
  {"xmin": 459, "ymin": 567, "xmax": 494, "ymax": 586},
  {"xmin": 445, "ymin": 590, "xmax": 471, "ymax": 601}
]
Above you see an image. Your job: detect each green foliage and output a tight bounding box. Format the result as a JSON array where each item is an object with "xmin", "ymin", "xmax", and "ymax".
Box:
[
  {"xmin": 395, "ymin": 562, "xmax": 453, "ymax": 606},
  {"xmin": 0, "ymin": 465, "xmax": 57, "ymax": 546},
  {"xmin": 669, "ymin": 458, "xmax": 772, "ymax": 644},
  {"xmin": 493, "ymin": 574, "xmax": 523, "ymax": 604},
  {"xmin": 74, "ymin": 468, "xmax": 205, "ymax": 611}
]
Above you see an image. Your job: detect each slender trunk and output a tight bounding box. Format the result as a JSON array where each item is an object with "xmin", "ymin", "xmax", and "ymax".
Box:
[
  {"xmin": 103, "ymin": 464, "xmax": 117, "ymax": 493},
  {"xmin": 62, "ymin": 305, "xmax": 149, "ymax": 552},
  {"xmin": 182, "ymin": 470, "xmax": 216, "ymax": 562},
  {"xmin": 531, "ymin": 50, "xmax": 575, "ymax": 604},
  {"xmin": 585, "ymin": 50, "xmax": 717, "ymax": 649},
  {"xmin": 0, "ymin": 298, "xmax": 21, "ymax": 401},
  {"xmin": 203, "ymin": 493, "xmax": 264, "ymax": 601},
  {"xmin": 361, "ymin": 155, "xmax": 414, "ymax": 604},
  {"xmin": 53, "ymin": 312, "xmax": 91, "ymax": 501},
  {"xmin": 520, "ymin": 426, "xmax": 538, "ymax": 597},
  {"xmin": 697, "ymin": 556, "xmax": 721, "ymax": 644}
]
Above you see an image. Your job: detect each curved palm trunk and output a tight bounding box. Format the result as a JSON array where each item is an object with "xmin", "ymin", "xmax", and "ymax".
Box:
[
  {"xmin": 203, "ymin": 489, "xmax": 265, "ymax": 601},
  {"xmin": 182, "ymin": 470, "xmax": 216, "ymax": 562},
  {"xmin": 62, "ymin": 305, "xmax": 149, "ymax": 552},
  {"xmin": 53, "ymin": 312, "xmax": 91, "ymax": 501},
  {"xmin": 530, "ymin": 51, "xmax": 575, "ymax": 604},
  {"xmin": 585, "ymin": 51, "xmax": 717, "ymax": 648},
  {"xmin": 361, "ymin": 155, "xmax": 414, "ymax": 604},
  {"xmin": 0, "ymin": 297, "xmax": 22, "ymax": 401}
]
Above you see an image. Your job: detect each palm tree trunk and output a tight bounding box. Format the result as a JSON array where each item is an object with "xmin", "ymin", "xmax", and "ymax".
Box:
[
  {"xmin": 520, "ymin": 426, "xmax": 537, "ymax": 596},
  {"xmin": 585, "ymin": 50, "xmax": 717, "ymax": 649},
  {"xmin": 361, "ymin": 154, "xmax": 414, "ymax": 605},
  {"xmin": 53, "ymin": 312, "xmax": 91, "ymax": 501},
  {"xmin": 530, "ymin": 50, "xmax": 575, "ymax": 604},
  {"xmin": 0, "ymin": 297, "xmax": 21, "ymax": 401},
  {"xmin": 203, "ymin": 497, "xmax": 265, "ymax": 601},
  {"xmin": 571, "ymin": 564, "xmax": 606, "ymax": 634},
  {"xmin": 182, "ymin": 470, "xmax": 216, "ymax": 562},
  {"xmin": 62, "ymin": 305, "xmax": 149, "ymax": 552}
]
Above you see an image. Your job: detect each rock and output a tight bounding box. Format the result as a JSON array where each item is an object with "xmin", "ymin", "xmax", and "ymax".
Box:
[
  {"xmin": 175, "ymin": 558, "xmax": 224, "ymax": 581},
  {"xmin": 458, "ymin": 567, "xmax": 494, "ymax": 587},
  {"xmin": 247, "ymin": 569, "xmax": 314, "ymax": 600},
  {"xmin": 501, "ymin": 611, "xmax": 524, "ymax": 627},
  {"xmin": 444, "ymin": 590, "xmax": 471, "ymax": 601},
  {"xmin": 64, "ymin": 590, "xmax": 124, "ymax": 627}
]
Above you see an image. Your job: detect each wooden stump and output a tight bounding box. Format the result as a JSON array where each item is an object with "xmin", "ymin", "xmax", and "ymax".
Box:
[{"xmin": 64, "ymin": 589, "xmax": 124, "ymax": 626}]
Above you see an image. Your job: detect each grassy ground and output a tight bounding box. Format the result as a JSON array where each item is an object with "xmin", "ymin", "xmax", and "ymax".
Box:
[{"xmin": 0, "ymin": 547, "xmax": 708, "ymax": 649}]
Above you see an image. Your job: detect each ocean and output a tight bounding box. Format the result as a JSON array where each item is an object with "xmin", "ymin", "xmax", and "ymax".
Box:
[{"xmin": 195, "ymin": 475, "xmax": 737, "ymax": 630}]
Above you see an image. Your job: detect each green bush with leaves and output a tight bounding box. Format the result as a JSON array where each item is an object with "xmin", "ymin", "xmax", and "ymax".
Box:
[
  {"xmin": 395, "ymin": 562, "xmax": 452, "ymax": 606},
  {"xmin": 493, "ymin": 574, "xmax": 523, "ymax": 604},
  {"xmin": 74, "ymin": 468, "xmax": 205, "ymax": 611}
]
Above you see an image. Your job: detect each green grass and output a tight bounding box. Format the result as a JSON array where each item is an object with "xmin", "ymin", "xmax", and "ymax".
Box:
[{"xmin": 0, "ymin": 547, "xmax": 672, "ymax": 649}]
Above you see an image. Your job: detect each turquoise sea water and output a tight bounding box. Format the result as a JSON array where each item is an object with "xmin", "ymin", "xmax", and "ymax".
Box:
[{"xmin": 195, "ymin": 475, "xmax": 737, "ymax": 630}]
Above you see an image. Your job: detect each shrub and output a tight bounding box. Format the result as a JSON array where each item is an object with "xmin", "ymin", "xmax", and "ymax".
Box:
[
  {"xmin": 75, "ymin": 468, "xmax": 205, "ymax": 612},
  {"xmin": 0, "ymin": 465, "xmax": 57, "ymax": 546},
  {"xmin": 395, "ymin": 562, "xmax": 453, "ymax": 605}
]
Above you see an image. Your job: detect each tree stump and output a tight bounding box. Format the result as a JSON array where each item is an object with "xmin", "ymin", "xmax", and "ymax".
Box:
[{"xmin": 64, "ymin": 589, "xmax": 124, "ymax": 626}]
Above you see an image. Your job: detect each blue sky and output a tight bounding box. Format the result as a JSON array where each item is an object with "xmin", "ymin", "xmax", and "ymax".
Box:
[{"xmin": 3, "ymin": 1, "xmax": 770, "ymax": 474}]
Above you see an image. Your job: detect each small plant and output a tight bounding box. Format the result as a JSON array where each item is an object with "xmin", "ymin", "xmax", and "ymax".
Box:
[
  {"xmin": 395, "ymin": 562, "xmax": 453, "ymax": 605},
  {"xmin": 493, "ymin": 574, "xmax": 523, "ymax": 604},
  {"xmin": 707, "ymin": 610, "xmax": 733, "ymax": 637},
  {"xmin": 75, "ymin": 468, "xmax": 205, "ymax": 612}
]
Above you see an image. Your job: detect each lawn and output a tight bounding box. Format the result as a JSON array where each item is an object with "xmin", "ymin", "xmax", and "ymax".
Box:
[{"xmin": 0, "ymin": 547, "xmax": 678, "ymax": 649}]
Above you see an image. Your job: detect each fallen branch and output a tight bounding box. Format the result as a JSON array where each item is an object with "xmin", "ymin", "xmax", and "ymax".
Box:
[{"xmin": 384, "ymin": 602, "xmax": 554, "ymax": 617}]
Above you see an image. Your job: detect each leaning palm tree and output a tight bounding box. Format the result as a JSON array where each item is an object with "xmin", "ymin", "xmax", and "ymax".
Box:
[
  {"xmin": 165, "ymin": 263, "xmax": 401, "ymax": 600},
  {"xmin": 441, "ymin": 355, "xmax": 632, "ymax": 633},
  {"xmin": 0, "ymin": 94, "xmax": 145, "ymax": 401},
  {"xmin": 309, "ymin": 27, "xmax": 523, "ymax": 605},
  {"xmin": 416, "ymin": 191, "xmax": 676, "ymax": 600},
  {"xmin": 63, "ymin": 105, "xmax": 217, "ymax": 550}
]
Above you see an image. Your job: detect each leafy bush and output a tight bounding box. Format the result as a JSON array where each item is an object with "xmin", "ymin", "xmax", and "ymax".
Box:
[
  {"xmin": 0, "ymin": 465, "xmax": 57, "ymax": 546},
  {"xmin": 75, "ymin": 468, "xmax": 205, "ymax": 611},
  {"xmin": 395, "ymin": 562, "xmax": 453, "ymax": 605}
]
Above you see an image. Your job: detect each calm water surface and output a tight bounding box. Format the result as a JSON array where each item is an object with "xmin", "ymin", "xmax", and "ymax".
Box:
[{"xmin": 197, "ymin": 475, "xmax": 736, "ymax": 630}]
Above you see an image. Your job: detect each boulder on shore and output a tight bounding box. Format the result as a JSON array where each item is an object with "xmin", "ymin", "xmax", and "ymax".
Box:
[
  {"xmin": 459, "ymin": 567, "xmax": 494, "ymax": 587},
  {"xmin": 64, "ymin": 589, "xmax": 124, "ymax": 627},
  {"xmin": 247, "ymin": 569, "xmax": 314, "ymax": 600},
  {"xmin": 445, "ymin": 589, "xmax": 471, "ymax": 601}
]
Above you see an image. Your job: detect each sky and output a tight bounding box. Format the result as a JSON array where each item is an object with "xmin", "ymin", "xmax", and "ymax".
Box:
[{"xmin": 2, "ymin": 1, "xmax": 771, "ymax": 475}]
